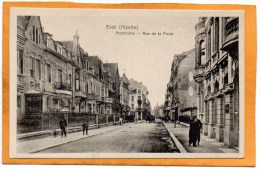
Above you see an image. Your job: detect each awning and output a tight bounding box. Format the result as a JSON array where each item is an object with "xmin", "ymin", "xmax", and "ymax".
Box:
[{"xmin": 25, "ymin": 89, "xmax": 42, "ymax": 95}]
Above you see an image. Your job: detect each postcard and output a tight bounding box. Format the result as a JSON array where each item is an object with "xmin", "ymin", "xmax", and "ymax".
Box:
[{"xmin": 2, "ymin": 2, "xmax": 256, "ymax": 166}]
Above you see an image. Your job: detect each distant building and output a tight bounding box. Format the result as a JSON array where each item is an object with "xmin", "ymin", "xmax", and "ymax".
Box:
[
  {"xmin": 193, "ymin": 17, "xmax": 239, "ymax": 148},
  {"xmin": 120, "ymin": 73, "xmax": 130, "ymax": 116},
  {"xmin": 128, "ymin": 79, "xmax": 150, "ymax": 120},
  {"xmin": 165, "ymin": 49, "xmax": 197, "ymax": 120},
  {"xmin": 153, "ymin": 104, "xmax": 164, "ymax": 118}
]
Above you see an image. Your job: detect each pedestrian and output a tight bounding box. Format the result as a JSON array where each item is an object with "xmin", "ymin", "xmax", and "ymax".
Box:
[
  {"xmin": 59, "ymin": 115, "xmax": 67, "ymax": 138},
  {"xmin": 195, "ymin": 117, "xmax": 202, "ymax": 146},
  {"xmin": 188, "ymin": 116, "xmax": 197, "ymax": 147},
  {"xmin": 82, "ymin": 116, "xmax": 89, "ymax": 135},
  {"xmin": 119, "ymin": 117, "xmax": 123, "ymax": 125},
  {"xmin": 188, "ymin": 116, "xmax": 202, "ymax": 147}
]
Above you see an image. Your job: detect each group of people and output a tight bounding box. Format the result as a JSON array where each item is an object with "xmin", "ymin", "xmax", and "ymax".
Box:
[
  {"xmin": 58, "ymin": 116, "xmax": 89, "ymax": 138},
  {"xmin": 188, "ymin": 116, "xmax": 202, "ymax": 147},
  {"xmin": 59, "ymin": 115, "xmax": 125, "ymax": 137}
]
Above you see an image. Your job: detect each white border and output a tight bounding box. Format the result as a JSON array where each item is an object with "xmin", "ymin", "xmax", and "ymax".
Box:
[{"xmin": 9, "ymin": 7, "xmax": 245, "ymax": 159}]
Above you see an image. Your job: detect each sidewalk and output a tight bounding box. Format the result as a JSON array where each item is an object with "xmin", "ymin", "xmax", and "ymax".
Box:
[
  {"xmin": 164, "ymin": 123, "xmax": 239, "ymax": 153},
  {"xmin": 17, "ymin": 124, "xmax": 126, "ymax": 154}
]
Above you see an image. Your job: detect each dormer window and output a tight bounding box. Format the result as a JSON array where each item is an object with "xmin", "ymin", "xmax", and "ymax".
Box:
[
  {"xmin": 31, "ymin": 26, "xmax": 40, "ymax": 44},
  {"xmin": 57, "ymin": 44, "xmax": 62, "ymax": 55},
  {"xmin": 47, "ymin": 36, "xmax": 51, "ymax": 48}
]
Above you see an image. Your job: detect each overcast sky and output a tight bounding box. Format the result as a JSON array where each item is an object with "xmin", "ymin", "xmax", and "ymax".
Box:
[{"xmin": 39, "ymin": 9, "xmax": 198, "ymax": 109}]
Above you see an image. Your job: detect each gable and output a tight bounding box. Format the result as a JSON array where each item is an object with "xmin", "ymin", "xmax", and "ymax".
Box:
[{"xmin": 24, "ymin": 16, "xmax": 45, "ymax": 48}]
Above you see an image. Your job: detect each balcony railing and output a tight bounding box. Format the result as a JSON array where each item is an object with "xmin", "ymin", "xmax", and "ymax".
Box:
[
  {"xmin": 54, "ymin": 82, "xmax": 72, "ymax": 91},
  {"xmin": 225, "ymin": 17, "xmax": 239, "ymax": 36}
]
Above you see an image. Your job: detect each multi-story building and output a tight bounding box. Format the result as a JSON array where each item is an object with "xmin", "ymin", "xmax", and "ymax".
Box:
[
  {"xmin": 193, "ymin": 17, "xmax": 239, "ymax": 148},
  {"xmin": 120, "ymin": 73, "xmax": 130, "ymax": 116},
  {"xmin": 128, "ymin": 79, "xmax": 150, "ymax": 120},
  {"xmin": 17, "ymin": 16, "xmax": 48, "ymax": 115},
  {"xmin": 60, "ymin": 31, "xmax": 89, "ymax": 113},
  {"xmin": 103, "ymin": 63, "xmax": 121, "ymax": 114},
  {"xmin": 17, "ymin": 16, "xmax": 76, "ymax": 115},
  {"xmin": 167, "ymin": 49, "xmax": 197, "ymax": 120},
  {"xmin": 88, "ymin": 56, "xmax": 112, "ymax": 114}
]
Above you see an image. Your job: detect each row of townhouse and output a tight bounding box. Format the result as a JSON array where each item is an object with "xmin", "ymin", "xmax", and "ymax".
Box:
[
  {"xmin": 17, "ymin": 16, "xmax": 136, "ymax": 117},
  {"xmin": 164, "ymin": 17, "xmax": 239, "ymax": 149}
]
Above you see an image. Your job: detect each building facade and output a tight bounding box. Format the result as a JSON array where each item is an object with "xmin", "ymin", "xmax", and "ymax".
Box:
[
  {"xmin": 103, "ymin": 63, "xmax": 121, "ymax": 114},
  {"xmin": 193, "ymin": 17, "xmax": 239, "ymax": 148},
  {"xmin": 128, "ymin": 79, "xmax": 150, "ymax": 120},
  {"xmin": 120, "ymin": 73, "xmax": 130, "ymax": 116},
  {"xmin": 167, "ymin": 49, "xmax": 197, "ymax": 120}
]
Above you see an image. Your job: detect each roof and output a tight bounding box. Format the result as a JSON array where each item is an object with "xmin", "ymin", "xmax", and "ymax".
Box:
[
  {"xmin": 129, "ymin": 78, "xmax": 148, "ymax": 94},
  {"xmin": 17, "ymin": 16, "xmax": 31, "ymax": 29},
  {"xmin": 60, "ymin": 41, "xmax": 73, "ymax": 53},
  {"xmin": 121, "ymin": 73, "xmax": 129, "ymax": 85},
  {"xmin": 88, "ymin": 56, "xmax": 102, "ymax": 78},
  {"xmin": 104, "ymin": 63, "xmax": 118, "ymax": 83}
]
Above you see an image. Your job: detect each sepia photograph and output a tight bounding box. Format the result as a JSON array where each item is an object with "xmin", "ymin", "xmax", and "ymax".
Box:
[{"xmin": 9, "ymin": 7, "xmax": 244, "ymax": 159}]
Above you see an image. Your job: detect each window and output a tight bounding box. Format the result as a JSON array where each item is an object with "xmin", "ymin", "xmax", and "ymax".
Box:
[
  {"xmin": 36, "ymin": 59, "xmax": 41, "ymax": 80},
  {"xmin": 47, "ymin": 63, "xmax": 51, "ymax": 83},
  {"xmin": 47, "ymin": 36, "xmax": 51, "ymax": 48},
  {"xmin": 214, "ymin": 18, "xmax": 219, "ymax": 53},
  {"xmin": 57, "ymin": 69, "xmax": 62, "ymax": 83},
  {"xmin": 138, "ymin": 96, "xmax": 141, "ymax": 100},
  {"xmin": 68, "ymin": 74, "xmax": 72, "ymax": 85},
  {"xmin": 131, "ymin": 104, "xmax": 134, "ymax": 109},
  {"xmin": 17, "ymin": 96, "xmax": 21, "ymax": 108},
  {"xmin": 200, "ymin": 41, "xmax": 206, "ymax": 65},
  {"xmin": 17, "ymin": 49, "xmax": 23, "ymax": 74},
  {"xmin": 86, "ymin": 81, "xmax": 89, "ymax": 93},
  {"xmin": 75, "ymin": 69, "xmax": 80, "ymax": 91},
  {"xmin": 132, "ymin": 96, "xmax": 134, "ymax": 101},
  {"xmin": 29, "ymin": 57, "xmax": 35, "ymax": 78},
  {"xmin": 31, "ymin": 26, "xmax": 40, "ymax": 44},
  {"xmin": 25, "ymin": 95, "xmax": 43, "ymax": 113},
  {"xmin": 82, "ymin": 81, "xmax": 85, "ymax": 92},
  {"xmin": 57, "ymin": 45, "xmax": 62, "ymax": 55},
  {"xmin": 138, "ymin": 89, "xmax": 141, "ymax": 94},
  {"xmin": 207, "ymin": 29, "xmax": 211, "ymax": 60}
]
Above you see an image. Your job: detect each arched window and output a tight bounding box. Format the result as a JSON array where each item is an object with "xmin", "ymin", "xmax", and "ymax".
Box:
[
  {"xmin": 200, "ymin": 40, "xmax": 206, "ymax": 65},
  {"xmin": 31, "ymin": 26, "xmax": 40, "ymax": 44}
]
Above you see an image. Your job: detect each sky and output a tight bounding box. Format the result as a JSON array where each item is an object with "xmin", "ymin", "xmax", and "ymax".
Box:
[{"xmin": 39, "ymin": 9, "xmax": 198, "ymax": 109}]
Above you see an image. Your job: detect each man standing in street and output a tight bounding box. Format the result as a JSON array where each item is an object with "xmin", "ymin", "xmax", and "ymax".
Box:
[
  {"xmin": 82, "ymin": 116, "xmax": 89, "ymax": 135},
  {"xmin": 59, "ymin": 116, "xmax": 67, "ymax": 138},
  {"xmin": 189, "ymin": 115, "xmax": 202, "ymax": 147}
]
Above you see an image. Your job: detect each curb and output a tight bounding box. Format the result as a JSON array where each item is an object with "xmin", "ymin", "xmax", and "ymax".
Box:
[
  {"xmin": 28, "ymin": 126, "xmax": 122, "ymax": 154},
  {"xmin": 17, "ymin": 123, "xmax": 115, "ymax": 140},
  {"xmin": 163, "ymin": 122, "xmax": 187, "ymax": 153},
  {"xmin": 180, "ymin": 122, "xmax": 190, "ymax": 127}
]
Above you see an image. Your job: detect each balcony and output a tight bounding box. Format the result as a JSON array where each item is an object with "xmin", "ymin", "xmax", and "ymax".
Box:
[
  {"xmin": 54, "ymin": 82, "xmax": 72, "ymax": 96},
  {"xmin": 17, "ymin": 74, "xmax": 25, "ymax": 88},
  {"xmin": 75, "ymin": 90, "xmax": 86, "ymax": 98},
  {"xmin": 222, "ymin": 17, "xmax": 239, "ymax": 53},
  {"xmin": 54, "ymin": 82, "xmax": 71, "ymax": 90},
  {"xmin": 193, "ymin": 65, "xmax": 205, "ymax": 83},
  {"xmin": 105, "ymin": 97, "xmax": 113, "ymax": 104},
  {"xmin": 87, "ymin": 93, "xmax": 96, "ymax": 100}
]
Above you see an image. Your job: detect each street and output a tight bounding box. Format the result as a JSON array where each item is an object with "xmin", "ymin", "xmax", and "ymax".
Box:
[{"xmin": 36, "ymin": 122, "xmax": 178, "ymax": 153}]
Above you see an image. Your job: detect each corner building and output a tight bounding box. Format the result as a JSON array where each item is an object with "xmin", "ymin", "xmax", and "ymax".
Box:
[{"xmin": 193, "ymin": 17, "xmax": 239, "ymax": 148}]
